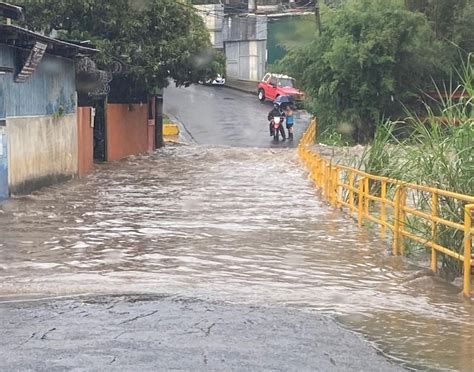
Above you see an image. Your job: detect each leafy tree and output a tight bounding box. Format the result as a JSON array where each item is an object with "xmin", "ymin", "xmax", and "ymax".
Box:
[
  {"xmin": 16, "ymin": 0, "xmax": 224, "ymax": 90},
  {"xmin": 445, "ymin": 1, "xmax": 474, "ymax": 54},
  {"xmin": 279, "ymin": 0, "xmax": 440, "ymax": 143},
  {"xmin": 404, "ymin": 0, "xmax": 466, "ymax": 39},
  {"xmin": 404, "ymin": 0, "xmax": 473, "ymax": 67}
]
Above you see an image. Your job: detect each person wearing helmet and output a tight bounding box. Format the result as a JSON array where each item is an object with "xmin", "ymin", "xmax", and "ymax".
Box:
[{"xmin": 267, "ymin": 103, "xmax": 286, "ymax": 139}]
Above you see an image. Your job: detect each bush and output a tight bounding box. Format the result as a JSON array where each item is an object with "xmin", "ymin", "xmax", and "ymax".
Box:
[
  {"xmin": 279, "ymin": 0, "xmax": 442, "ymax": 143},
  {"xmin": 360, "ymin": 55, "xmax": 473, "ymax": 276}
]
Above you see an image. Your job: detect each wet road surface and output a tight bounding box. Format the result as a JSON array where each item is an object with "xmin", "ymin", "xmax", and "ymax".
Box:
[
  {"xmin": 164, "ymin": 84, "xmax": 311, "ymax": 147},
  {"xmin": 0, "ymin": 147, "xmax": 472, "ymax": 371},
  {"xmin": 1, "ymin": 295, "xmax": 402, "ymax": 371},
  {"xmin": 1, "ymin": 86, "xmax": 473, "ymax": 371}
]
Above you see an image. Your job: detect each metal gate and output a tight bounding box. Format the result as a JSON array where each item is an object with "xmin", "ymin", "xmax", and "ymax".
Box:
[
  {"xmin": 93, "ymin": 99, "xmax": 107, "ymax": 162},
  {"xmin": 225, "ymin": 40, "xmax": 266, "ymax": 82}
]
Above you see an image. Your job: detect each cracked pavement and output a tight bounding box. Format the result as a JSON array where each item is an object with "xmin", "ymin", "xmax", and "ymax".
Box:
[{"xmin": 0, "ymin": 295, "xmax": 403, "ymax": 371}]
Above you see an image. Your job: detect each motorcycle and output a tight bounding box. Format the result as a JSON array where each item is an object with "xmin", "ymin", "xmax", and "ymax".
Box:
[{"xmin": 271, "ymin": 116, "xmax": 284, "ymax": 141}]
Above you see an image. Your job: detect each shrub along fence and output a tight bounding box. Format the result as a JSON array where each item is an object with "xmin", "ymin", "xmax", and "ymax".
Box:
[{"xmin": 298, "ymin": 119, "xmax": 474, "ymax": 297}]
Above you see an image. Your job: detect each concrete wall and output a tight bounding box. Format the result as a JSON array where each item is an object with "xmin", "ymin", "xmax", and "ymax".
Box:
[
  {"xmin": 106, "ymin": 104, "xmax": 148, "ymax": 162},
  {"xmin": 7, "ymin": 114, "xmax": 78, "ymax": 195},
  {"xmin": 77, "ymin": 107, "xmax": 94, "ymax": 177}
]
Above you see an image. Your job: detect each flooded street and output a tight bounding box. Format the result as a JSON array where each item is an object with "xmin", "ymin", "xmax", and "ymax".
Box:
[
  {"xmin": 0, "ymin": 145, "xmax": 472, "ymax": 371},
  {"xmin": 164, "ymin": 84, "xmax": 311, "ymax": 147}
]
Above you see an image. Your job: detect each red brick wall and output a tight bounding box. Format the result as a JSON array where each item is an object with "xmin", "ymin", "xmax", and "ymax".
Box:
[
  {"xmin": 107, "ymin": 104, "xmax": 148, "ymax": 161},
  {"xmin": 77, "ymin": 107, "xmax": 94, "ymax": 176}
]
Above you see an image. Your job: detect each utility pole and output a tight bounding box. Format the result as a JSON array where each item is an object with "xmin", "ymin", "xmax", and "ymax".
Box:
[{"xmin": 315, "ymin": 0, "xmax": 322, "ymax": 36}]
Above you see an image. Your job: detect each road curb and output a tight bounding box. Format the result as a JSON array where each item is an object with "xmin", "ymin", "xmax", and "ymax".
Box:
[
  {"xmin": 163, "ymin": 123, "xmax": 179, "ymax": 136},
  {"xmin": 223, "ymin": 83, "xmax": 257, "ymax": 96},
  {"xmin": 162, "ymin": 113, "xmax": 196, "ymax": 145}
]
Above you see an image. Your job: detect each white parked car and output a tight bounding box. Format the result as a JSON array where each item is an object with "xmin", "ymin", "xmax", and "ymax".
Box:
[
  {"xmin": 211, "ymin": 74, "xmax": 226, "ymax": 85},
  {"xmin": 204, "ymin": 74, "xmax": 226, "ymax": 86}
]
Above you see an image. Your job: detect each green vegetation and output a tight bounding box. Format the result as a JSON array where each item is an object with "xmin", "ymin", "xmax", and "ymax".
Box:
[
  {"xmin": 359, "ymin": 57, "xmax": 473, "ymax": 276},
  {"xmin": 361, "ymin": 57, "xmax": 473, "ymax": 194},
  {"xmin": 277, "ymin": 0, "xmax": 473, "ymax": 143},
  {"xmin": 17, "ymin": 0, "xmax": 224, "ymax": 90},
  {"xmin": 267, "ymin": 15, "xmax": 316, "ymax": 65}
]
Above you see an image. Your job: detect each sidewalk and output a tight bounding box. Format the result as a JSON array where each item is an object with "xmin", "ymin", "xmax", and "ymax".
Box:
[{"xmin": 225, "ymin": 77, "xmax": 258, "ymax": 95}]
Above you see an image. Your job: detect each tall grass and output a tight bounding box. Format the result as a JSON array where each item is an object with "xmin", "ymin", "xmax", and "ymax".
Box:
[{"xmin": 360, "ymin": 55, "xmax": 473, "ymax": 278}]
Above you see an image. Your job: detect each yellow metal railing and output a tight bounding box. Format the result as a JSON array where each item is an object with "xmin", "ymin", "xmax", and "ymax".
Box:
[{"xmin": 298, "ymin": 119, "xmax": 474, "ymax": 297}]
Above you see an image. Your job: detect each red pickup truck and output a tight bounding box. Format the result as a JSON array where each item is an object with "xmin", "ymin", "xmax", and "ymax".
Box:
[{"xmin": 258, "ymin": 73, "xmax": 305, "ymax": 105}]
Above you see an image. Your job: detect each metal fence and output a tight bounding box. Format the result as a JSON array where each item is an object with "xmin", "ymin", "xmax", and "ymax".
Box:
[{"xmin": 298, "ymin": 119, "xmax": 474, "ymax": 297}]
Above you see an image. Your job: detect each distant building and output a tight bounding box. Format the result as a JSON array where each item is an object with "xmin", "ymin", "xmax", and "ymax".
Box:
[
  {"xmin": 194, "ymin": 4, "xmax": 225, "ymax": 49},
  {"xmin": 196, "ymin": 4, "xmax": 268, "ymax": 82},
  {"xmin": 223, "ymin": 15, "xmax": 267, "ymax": 81},
  {"xmin": 222, "ymin": 0, "xmax": 313, "ymax": 13}
]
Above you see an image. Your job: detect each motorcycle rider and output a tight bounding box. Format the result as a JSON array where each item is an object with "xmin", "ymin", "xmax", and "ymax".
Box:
[{"xmin": 267, "ymin": 103, "xmax": 286, "ymax": 140}]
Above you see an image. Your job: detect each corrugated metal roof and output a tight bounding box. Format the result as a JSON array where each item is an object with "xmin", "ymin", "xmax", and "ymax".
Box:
[
  {"xmin": 0, "ymin": 2, "xmax": 23, "ymax": 21},
  {"xmin": 0, "ymin": 24, "xmax": 98, "ymax": 58}
]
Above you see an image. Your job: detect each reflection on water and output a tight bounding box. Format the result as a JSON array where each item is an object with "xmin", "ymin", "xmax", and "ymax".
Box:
[{"xmin": 0, "ymin": 146, "xmax": 472, "ymax": 371}]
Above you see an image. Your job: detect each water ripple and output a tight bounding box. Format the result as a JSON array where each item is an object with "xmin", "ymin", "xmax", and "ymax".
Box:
[{"xmin": 0, "ymin": 145, "xmax": 472, "ymax": 371}]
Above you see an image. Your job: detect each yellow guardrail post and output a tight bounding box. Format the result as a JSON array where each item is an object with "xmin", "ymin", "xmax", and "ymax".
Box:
[
  {"xmin": 318, "ymin": 158, "xmax": 323, "ymax": 187},
  {"xmin": 463, "ymin": 205, "xmax": 473, "ymax": 298},
  {"xmin": 335, "ymin": 167, "xmax": 341, "ymax": 208},
  {"xmin": 358, "ymin": 177, "xmax": 365, "ymax": 227},
  {"xmin": 317, "ymin": 157, "xmax": 322, "ymax": 187},
  {"xmin": 331, "ymin": 166, "xmax": 336, "ymax": 206},
  {"xmin": 325, "ymin": 163, "xmax": 330, "ymax": 199},
  {"xmin": 393, "ymin": 185, "xmax": 402, "ymax": 256},
  {"xmin": 431, "ymin": 193, "xmax": 439, "ymax": 273},
  {"xmin": 381, "ymin": 180, "xmax": 387, "ymax": 240},
  {"xmin": 399, "ymin": 187, "xmax": 407, "ymax": 255},
  {"xmin": 330, "ymin": 165, "xmax": 335, "ymax": 204},
  {"xmin": 349, "ymin": 172, "xmax": 355, "ymax": 214},
  {"xmin": 327, "ymin": 165, "xmax": 332, "ymax": 203},
  {"xmin": 364, "ymin": 178, "xmax": 370, "ymax": 217}
]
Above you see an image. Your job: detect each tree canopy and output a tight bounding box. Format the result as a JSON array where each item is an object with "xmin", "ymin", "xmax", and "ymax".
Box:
[
  {"xmin": 277, "ymin": 0, "xmax": 473, "ymax": 143},
  {"xmin": 16, "ymin": 0, "xmax": 225, "ymax": 90}
]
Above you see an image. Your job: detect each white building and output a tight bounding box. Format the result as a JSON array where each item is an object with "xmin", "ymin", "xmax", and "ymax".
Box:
[{"xmin": 195, "ymin": 4, "xmax": 268, "ymax": 82}]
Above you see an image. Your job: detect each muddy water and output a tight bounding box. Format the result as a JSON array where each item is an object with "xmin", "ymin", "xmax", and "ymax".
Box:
[{"xmin": 0, "ymin": 146, "xmax": 472, "ymax": 371}]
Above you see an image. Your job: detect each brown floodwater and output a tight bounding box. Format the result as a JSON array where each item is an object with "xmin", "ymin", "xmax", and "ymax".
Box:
[{"xmin": 0, "ymin": 146, "xmax": 472, "ymax": 371}]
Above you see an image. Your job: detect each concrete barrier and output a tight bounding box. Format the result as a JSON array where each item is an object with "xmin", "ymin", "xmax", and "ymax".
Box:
[
  {"xmin": 7, "ymin": 114, "xmax": 78, "ymax": 194},
  {"xmin": 163, "ymin": 123, "xmax": 179, "ymax": 137}
]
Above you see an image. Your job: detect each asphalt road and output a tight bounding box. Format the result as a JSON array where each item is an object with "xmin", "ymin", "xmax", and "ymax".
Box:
[
  {"xmin": 0, "ymin": 84, "xmax": 411, "ymax": 371},
  {"xmin": 164, "ymin": 84, "xmax": 311, "ymax": 147},
  {"xmin": 1, "ymin": 295, "xmax": 402, "ymax": 371}
]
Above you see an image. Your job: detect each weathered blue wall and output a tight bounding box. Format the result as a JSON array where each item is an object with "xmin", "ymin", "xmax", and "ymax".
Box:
[{"xmin": 0, "ymin": 45, "xmax": 76, "ymax": 117}]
